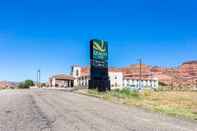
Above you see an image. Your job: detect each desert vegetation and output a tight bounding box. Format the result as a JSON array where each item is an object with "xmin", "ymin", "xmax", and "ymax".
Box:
[
  {"xmin": 18, "ymin": 80, "xmax": 34, "ymax": 89},
  {"xmin": 86, "ymin": 88, "xmax": 197, "ymax": 120}
]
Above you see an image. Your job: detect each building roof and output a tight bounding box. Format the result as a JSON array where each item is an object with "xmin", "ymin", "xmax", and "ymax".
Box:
[
  {"xmin": 51, "ymin": 74, "xmax": 75, "ymax": 80},
  {"xmin": 109, "ymin": 68, "xmax": 122, "ymax": 73}
]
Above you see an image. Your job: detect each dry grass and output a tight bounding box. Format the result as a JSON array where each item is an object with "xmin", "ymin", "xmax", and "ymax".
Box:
[
  {"xmin": 140, "ymin": 91, "xmax": 197, "ymax": 119},
  {"xmin": 87, "ymin": 89, "xmax": 197, "ymax": 120}
]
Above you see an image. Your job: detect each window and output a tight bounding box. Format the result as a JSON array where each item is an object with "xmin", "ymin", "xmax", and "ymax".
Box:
[{"xmin": 76, "ymin": 69, "xmax": 79, "ymax": 76}]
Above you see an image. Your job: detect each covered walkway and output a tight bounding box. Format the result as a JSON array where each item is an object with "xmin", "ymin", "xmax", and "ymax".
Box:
[{"xmin": 49, "ymin": 74, "xmax": 75, "ymax": 88}]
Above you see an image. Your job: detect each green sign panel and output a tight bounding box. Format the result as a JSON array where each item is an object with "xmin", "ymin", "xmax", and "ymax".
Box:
[
  {"xmin": 89, "ymin": 39, "xmax": 110, "ymax": 91},
  {"xmin": 92, "ymin": 39, "xmax": 108, "ymax": 61}
]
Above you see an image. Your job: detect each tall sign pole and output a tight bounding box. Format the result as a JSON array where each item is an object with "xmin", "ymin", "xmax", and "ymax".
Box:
[{"xmin": 89, "ymin": 39, "xmax": 110, "ymax": 92}]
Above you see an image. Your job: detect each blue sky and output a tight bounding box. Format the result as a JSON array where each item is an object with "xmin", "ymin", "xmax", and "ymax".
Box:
[{"xmin": 0, "ymin": 0, "xmax": 197, "ymax": 82}]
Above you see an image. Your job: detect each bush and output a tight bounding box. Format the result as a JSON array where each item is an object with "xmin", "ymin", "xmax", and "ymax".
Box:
[
  {"xmin": 159, "ymin": 81, "xmax": 168, "ymax": 86},
  {"xmin": 24, "ymin": 80, "xmax": 34, "ymax": 87},
  {"xmin": 112, "ymin": 88, "xmax": 139, "ymax": 98},
  {"xmin": 141, "ymin": 88, "xmax": 153, "ymax": 97},
  {"xmin": 18, "ymin": 80, "xmax": 34, "ymax": 89},
  {"xmin": 18, "ymin": 83, "xmax": 29, "ymax": 89},
  {"xmin": 41, "ymin": 83, "xmax": 46, "ymax": 87}
]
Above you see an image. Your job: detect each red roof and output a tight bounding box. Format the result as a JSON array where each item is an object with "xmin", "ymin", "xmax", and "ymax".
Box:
[{"xmin": 52, "ymin": 74, "xmax": 75, "ymax": 80}]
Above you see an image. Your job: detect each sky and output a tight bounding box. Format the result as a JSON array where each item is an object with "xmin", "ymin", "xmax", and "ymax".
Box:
[{"xmin": 0, "ymin": 0, "xmax": 197, "ymax": 82}]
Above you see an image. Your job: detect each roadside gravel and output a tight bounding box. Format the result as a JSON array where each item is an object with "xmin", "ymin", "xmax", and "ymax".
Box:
[{"xmin": 0, "ymin": 89, "xmax": 196, "ymax": 131}]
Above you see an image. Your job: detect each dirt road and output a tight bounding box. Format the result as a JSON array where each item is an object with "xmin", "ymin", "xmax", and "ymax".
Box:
[{"xmin": 0, "ymin": 89, "xmax": 196, "ymax": 131}]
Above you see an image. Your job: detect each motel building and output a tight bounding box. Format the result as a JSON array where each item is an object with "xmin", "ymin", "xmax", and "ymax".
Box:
[{"xmin": 48, "ymin": 65, "xmax": 159, "ymax": 90}]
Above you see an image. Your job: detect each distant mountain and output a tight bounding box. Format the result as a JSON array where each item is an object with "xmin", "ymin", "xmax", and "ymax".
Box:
[
  {"xmin": 124, "ymin": 61, "xmax": 197, "ymax": 87},
  {"xmin": 80, "ymin": 60, "xmax": 197, "ymax": 87},
  {"xmin": 0, "ymin": 81, "xmax": 18, "ymax": 89}
]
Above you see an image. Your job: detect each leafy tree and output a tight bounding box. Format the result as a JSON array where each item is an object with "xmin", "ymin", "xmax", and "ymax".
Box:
[
  {"xmin": 18, "ymin": 80, "xmax": 34, "ymax": 89},
  {"xmin": 24, "ymin": 80, "xmax": 34, "ymax": 87},
  {"xmin": 41, "ymin": 83, "xmax": 46, "ymax": 87}
]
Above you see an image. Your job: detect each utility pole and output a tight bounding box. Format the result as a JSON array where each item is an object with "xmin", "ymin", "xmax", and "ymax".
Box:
[
  {"xmin": 37, "ymin": 70, "xmax": 38, "ymax": 88},
  {"xmin": 37, "ymin": 69, "xmax": 41, "ymax": 88},
  {"xmin": 137, "ymin": 58, "xmax": 142, "ymax": 89}
]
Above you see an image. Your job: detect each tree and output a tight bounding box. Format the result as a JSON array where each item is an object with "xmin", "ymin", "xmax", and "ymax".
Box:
[
  {"xmin": 41, "ymin": 83, "xmax": 46, "ymax": 87},
  {"xmin": 24, "ymin": 80, "xmax": 34, "ymax": 87},
  {"xmin": 18, "ymin": 83, "xmax": 29, "ymax": 89},
  {"xmin": 18, "ymin": 80, "xmax": 34, "ymax": 89}
]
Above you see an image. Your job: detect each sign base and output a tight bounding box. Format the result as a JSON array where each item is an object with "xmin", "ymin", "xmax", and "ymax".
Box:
[{"xmin": 89, "ymin": 80, "xmax": 110, "ymax": 92}]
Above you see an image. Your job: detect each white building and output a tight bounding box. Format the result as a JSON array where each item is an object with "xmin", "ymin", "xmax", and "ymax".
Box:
[
  {"xmin": 123, "ymin": 77, "xmax": 159, "ymax": 90},
  {"xmin": 48, "ymin": 65, "xmax": 159, "ymax": 89},
  {"xmin": 109, "ymin": 72, "xmax": 123, "ymax": 89},
  {"xmin": 70, "ymin": 65, "xmax": 159, "ymax": 90}
]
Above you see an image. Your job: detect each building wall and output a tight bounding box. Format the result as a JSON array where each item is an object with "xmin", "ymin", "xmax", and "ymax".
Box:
[
  {"xmin": 52, "ymin": 78, "xmax": 56, "ymax": 86},
  {"xmin": 70, "ymin": 66, "xmax": 159, "ymax": 89},
  {"xmin": 71, "ymin": 66, "xmax": 81, "ymax": 78},
  {"xmin": 123, "ymin": 79, "xmax": 159, "ymax": 89},
  {"xmin": 71, "ymin": 66, "xmax": 82, "ymax": 86},
  {"xmin": 75, "ymin": 73, "xmax": 159, "ymax": 89},
  {"xmin": 76, "ymin": 72, "xmax": 123, "ymax": 89},
  {"xmin": 78, "ymin": 75, "xmax": 89, "ymax": 87},
  {"xmin": 50, "ymin": 78, "xmax": 73, "ymax": 87},
  {"xmin": 109, "ymin": 72, "xmax": 123, "ymax": 89}
]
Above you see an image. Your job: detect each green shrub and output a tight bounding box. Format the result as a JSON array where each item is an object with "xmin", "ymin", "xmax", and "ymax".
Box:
[
  {"xmin": 114, "ymin": 88, "xmax": 120, "ymax": 92},
  {"xmin": 41, "ymin": 83, "xmax": 46, "ymax": 87},
  {"xmin": 159, "ymin": 81, "xmax": 168, "ymax": 86},
  {"xmin": 18, "ymin": 80, "xmax": 34, "ymax": 89},
  {"xmin": 112, "ymin": 88, "xmax": 139, "ymax": 98},
  {"xmin": 18, "ymin": 83, "xmax": 29, "ymax": 89},
  {"xmin": 24, "ymin": 80, "xmax": 34, "ymax": 87}
]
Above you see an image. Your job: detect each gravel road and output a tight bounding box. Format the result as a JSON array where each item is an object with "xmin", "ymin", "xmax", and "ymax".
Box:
[{"xmin": 0, "ymin": 89, "xmax": 196, "ymax": 131}]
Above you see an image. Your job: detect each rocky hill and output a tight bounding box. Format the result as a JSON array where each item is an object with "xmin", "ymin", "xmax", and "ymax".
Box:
[
  {"xmin": 0, "ymin": 81, "xmax": 17, "ymax": 89},
  {"xmin": 80, "ymin": 60, "xmax": 197, "ymax": 88},
  {"xmin": 149, "ymin": 61, "xmax": 197, "ymax": 87},
  {"xmin": 178, "ymin": 61, "xmax": 197, "ymax": 78}
]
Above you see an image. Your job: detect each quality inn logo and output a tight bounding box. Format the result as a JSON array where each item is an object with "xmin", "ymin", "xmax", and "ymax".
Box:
[{"xmin": 93, "ymin": 40, "xmax": 106, "ymax": 52}]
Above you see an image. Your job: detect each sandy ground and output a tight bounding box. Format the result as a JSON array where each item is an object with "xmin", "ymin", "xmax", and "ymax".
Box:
[{"xmin": 0, "ymin": 89, "xmax": 196, "ymax": 131}]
